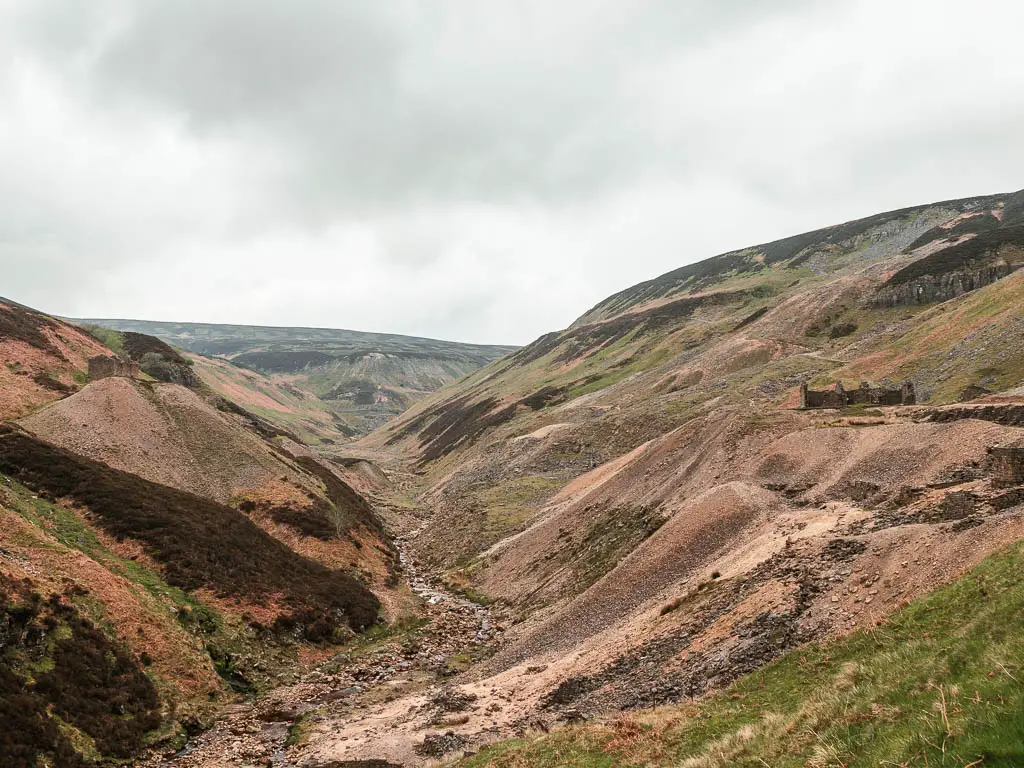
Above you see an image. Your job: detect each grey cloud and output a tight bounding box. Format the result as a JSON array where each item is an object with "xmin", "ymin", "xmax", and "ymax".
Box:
[
  {"xmin": 19, "ymin": 0, "xmax": 824, "ymax": 211},
  {"xmin": 2, "ymin": 0, "xmax": 1023, "ymax": 344}
]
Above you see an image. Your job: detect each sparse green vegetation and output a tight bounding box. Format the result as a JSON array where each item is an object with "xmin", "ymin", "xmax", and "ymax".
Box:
[
  {"xmin": 828, "ymin": 321, "xmax": 857, "ymax": 339},
  {"xmin": 557, "ymin": 503, "xmax": 666, "ymax": 595},
  {"xmin": 318, "ymin": 616, "xmax": 432, "ymax": 670},
  {"xmin": 81, "ymin": 324, "xmax": 126, "ymax": 356},
  {"xmin": 458, "ymin": 540, "xmax": 1024, "ymax": 767},
  {"xmin": 285, "ymin": 714, "xmax": 311, "ymax": 747},
  {"xmin": 443, "ymin": 563, "xmax": 496, "ymax": 606},
  {"xmin": 472, "ymin": 475, "xmax": 564, "ymax": 536}
]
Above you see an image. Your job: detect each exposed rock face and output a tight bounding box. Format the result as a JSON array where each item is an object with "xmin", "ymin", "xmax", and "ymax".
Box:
[
  {"xmin": 873, "ymin": 262, "xmax": 1019, "ymax": 307},
  {"xmin": 87, "ymin": 355, "xmax": 140, "ymax": 381},
  {"xmin": 921, "ymin": 404, "xmax": 1024, "ymax": 428},
  {"xmin": 137, "ymin": 352, "xmax": 199, "ymax": 388}
]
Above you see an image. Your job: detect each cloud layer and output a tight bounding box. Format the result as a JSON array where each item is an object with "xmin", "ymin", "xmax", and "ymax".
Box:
[{"xmin": 2, "ymin": 0, "xmax": 1023, "ymax": 343}]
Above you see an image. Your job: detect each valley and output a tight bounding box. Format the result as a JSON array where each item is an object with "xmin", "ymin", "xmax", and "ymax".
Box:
[
  {"xmin": 77, "ymin": 319, "xmax": 518, "ymax": 436},
  {"xmin": 2, "ymin": 187, "xmax": 1024, "ymax": 767}
]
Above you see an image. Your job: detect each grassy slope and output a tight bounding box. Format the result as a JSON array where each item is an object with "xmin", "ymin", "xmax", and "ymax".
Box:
[
  {"xmin": 459, "ymin": 540, "xmax": 1024, "ymax": 767},
  {"xmin": 825, "ymin": 270, "xmax": 1024, "ymax": 402}
]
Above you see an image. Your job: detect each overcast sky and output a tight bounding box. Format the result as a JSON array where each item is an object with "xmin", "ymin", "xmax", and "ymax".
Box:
[{"xmin": 2, "ymin": 1, "xmax": 1023, "ymax": 344}]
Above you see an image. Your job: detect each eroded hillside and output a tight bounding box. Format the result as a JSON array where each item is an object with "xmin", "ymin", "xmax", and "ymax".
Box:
[
  {"xmin": 0, "ymin": 299, "xmax": 405, "ymax": 766},
  {"xmin": 3, "ymin": 188, "xmax": 1024, "ymax": 768},
  {"xmin": 293, "ymin": 188, "xmax": 1024, "ymax": 765},
  {"xmin": 369, "ymin": 189, "xmax": 1024, "ymax": 572}
]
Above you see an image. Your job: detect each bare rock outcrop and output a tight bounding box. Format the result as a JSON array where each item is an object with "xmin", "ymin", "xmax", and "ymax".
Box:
[{"xmin": 873, "ymin": 262, "xmax": 1019, "ymax": 307}]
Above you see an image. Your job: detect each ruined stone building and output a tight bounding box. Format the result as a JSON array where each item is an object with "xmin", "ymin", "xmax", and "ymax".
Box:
[
  {"xmin": 988, "ymin": 445, "xmax": 1024, "ymax": 487},
  {"xmin": 87, "ymin": 355, "xmax": 140, "ymax": 381},
  {"xmin": 958, "ymin": 385, "xmax": 992, "ymax": 402},
  {"xmin": 799, "ymin": 380, "xmax": 915, "ymax": 409}
]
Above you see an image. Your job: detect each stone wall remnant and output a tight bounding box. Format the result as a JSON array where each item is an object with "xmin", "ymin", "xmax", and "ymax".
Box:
[
  {"xmin": 798, "ymin": 380, "xmax": 915, "ymax": 409},
  {"xmin": 87, "ymin": 355, "xmax": 140, "ymax": 381},
  {"xmin": 988, "ymin": 446, "xmax": 1024, "ymax": 487}
]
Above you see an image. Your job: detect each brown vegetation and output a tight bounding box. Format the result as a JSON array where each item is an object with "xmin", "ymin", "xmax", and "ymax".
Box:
[
  {"xmin": 0, "ymin": 575, "xmax": 160, "ymax": 766},
  {"xmin": 0, "ymin": 426, "xmax": 379, "ymax": 636}
]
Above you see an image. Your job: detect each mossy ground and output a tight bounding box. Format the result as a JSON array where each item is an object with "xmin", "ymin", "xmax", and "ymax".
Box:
[{"xmin": 470, "ymin": 475, "xmax": 566, "ymax": 539}]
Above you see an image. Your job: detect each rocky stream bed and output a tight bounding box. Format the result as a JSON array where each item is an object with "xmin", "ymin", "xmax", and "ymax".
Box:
[{"xmin": 147, "ymin": 533, "xmax": 499, "ymax": 768}]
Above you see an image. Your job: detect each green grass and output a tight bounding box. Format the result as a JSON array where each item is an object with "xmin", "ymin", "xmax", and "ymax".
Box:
[
  {"xmin": 472, "ymin": 475, "xmax": 565, "ymax": 536},
  {"xmin": 457, "ymin": 540, "xmax": 1024, "ymax": 767},
  {"xmin": 81, "ymin": 324, "xmax": 125, "ymax": 355},
  {"xmin": 841, "ymin": 405, "xmax": 885, "ymax": 417}
]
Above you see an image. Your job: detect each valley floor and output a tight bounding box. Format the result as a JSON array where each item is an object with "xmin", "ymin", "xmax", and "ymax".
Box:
[{"xmin": 146, "ymin": 528, "xmax": 500, "ymax": 768}]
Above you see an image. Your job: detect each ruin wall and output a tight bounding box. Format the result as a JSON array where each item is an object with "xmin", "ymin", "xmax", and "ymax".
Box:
[
  {"xmin": 989, "ymin": 447, "xmax": 1024, "ymax": 487},
  {"xmin": 87, "ymin": 355, "xmax": 140, "ymax": 381}
]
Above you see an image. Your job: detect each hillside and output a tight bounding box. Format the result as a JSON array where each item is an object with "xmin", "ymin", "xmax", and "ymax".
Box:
[
  {"xmin": 459, "ymin": 539, "xmax": 1024, "ymax": 766},
  {"xmin": 4, "ymin": 188, "xmax": 1024, "ymax": 767},
  {"xmin": 75, "ymin": 318, "xmax": 518, "ymax": 433},
  {"xmin": 0, "ymin": 298, "xmax": 404, "ymax": 766},
  {"xmin": 280, "ymin": 188, "xmax": 1024, "ymax": 765},
  {"xmin": 0, "ymin": 298, "xmax": 111, "ymax": 420},
  {"xmin": 367, "ymin": 189, "xmax": 1024, "ymax": 571}
]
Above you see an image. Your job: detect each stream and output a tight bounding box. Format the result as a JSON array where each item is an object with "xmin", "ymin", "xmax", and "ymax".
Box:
[{"xmin": 150, "ymin": 531, "xmax": 497, "ymax": 767}]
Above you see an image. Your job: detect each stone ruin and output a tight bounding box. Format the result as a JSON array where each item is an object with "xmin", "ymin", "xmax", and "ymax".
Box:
[
  {"xmin": 87, "ymin": 355, "xmax": 140, "ymax": 381},
  {"xmin": 958, "ymin": 385, "xmax": 993, "ymax": 402},
  {"xmin": 988, "ymin": 446, "xmax": 1024, "ymax": 488},
  {"xmin": 799, "ymin": 380, "xmax": 915, "ymax": 409}
]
